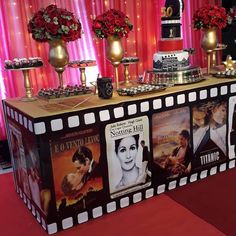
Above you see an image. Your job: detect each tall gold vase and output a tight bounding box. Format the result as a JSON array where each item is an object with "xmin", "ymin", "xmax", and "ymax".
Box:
[
  {"xmin": 106, "ymin": 36, "xmax": 124, "ymax": 89},
  {"xmin": 201, "ymin": 28, "xmax": 217, "ymax": 74},
  {"xmin": 48, "ymin": 39, "xmax": 69, "ymax": 88}
]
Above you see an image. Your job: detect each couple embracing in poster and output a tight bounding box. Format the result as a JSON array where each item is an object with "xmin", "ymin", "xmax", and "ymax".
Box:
[{"xmin": 61, "ymin": 146, "xmax": 100, "ymax": 198}]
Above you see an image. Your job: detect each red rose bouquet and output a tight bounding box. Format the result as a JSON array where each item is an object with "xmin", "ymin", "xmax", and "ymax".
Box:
[
  {"xmin": 92, "ymin": 9, "xmax": 133, "ymax": 39},
  {"xmin": 193, "ymin": 5, "xmax": 227, "ymax": 30},
  {"xmin": 27, "ymin": 4, "xmax": 82, "ymax": 42}
]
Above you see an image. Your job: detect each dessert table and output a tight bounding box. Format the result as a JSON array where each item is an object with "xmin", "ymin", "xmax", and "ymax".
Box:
[{"xmin": 2, "ymin": 76, "xmax": 236, "ymax": 234}]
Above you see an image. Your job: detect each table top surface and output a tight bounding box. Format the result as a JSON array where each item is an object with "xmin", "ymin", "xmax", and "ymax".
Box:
[{"xmin": 4, "ymin": 76, "xmax": 236, "ymax": 119}]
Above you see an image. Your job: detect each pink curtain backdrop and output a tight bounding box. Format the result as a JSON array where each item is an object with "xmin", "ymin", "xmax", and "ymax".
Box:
[{"xmin": 0, "ymin": 0, "xmax": 221, "ymax": 140}]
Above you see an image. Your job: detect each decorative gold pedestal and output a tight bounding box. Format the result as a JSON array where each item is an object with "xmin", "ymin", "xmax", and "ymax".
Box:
[
  {"xmin": 206, "ymin": 50, "xmax": 213, "ymax": 75},
  {"xmin": 106, "ymin": 36, "xmax": 124, "ymax": 90},
  {"xmin": 121, "ymin": 64, "xmax": 133, "ymax": 86},
  {"xmin": 201, "ymin": 28, "xmax": 218, "ymax": 75},
  {"xmin": 212, "ymin": 44, "xmax": 227, "ymax": 68},
  {"xmin": 21, "ymin": 69, "xmax": 37, "ymax": 101},
  {"xmin": 55, "ymin": 67, "xmax": 65, "ymax": 88},
  {"xmin": 8, "ymin": 67, "xmax": 40, "ymax": 102},
  {"xmin": 79, "ymin": 67, "xmax": 86, "ymax": 87},
  {"xmin": 121, "ymin": 59, "xmax": 139, "ymax": 86},
  {"xmin": 48, "ymin": 39, "xmax": 69, "ymax": 88}
]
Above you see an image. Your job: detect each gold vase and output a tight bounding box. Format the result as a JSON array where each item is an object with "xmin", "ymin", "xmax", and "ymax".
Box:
[
  {"xmin": 201, "ymin": 28, "xmax": 218, "ymax": 74},
  {"xmin": 106, "ymin": 36, "xmax": 124, "ymax": 89},
  {"xmin": 48, "ymin": 39, "xmax": 69, "ymax": 87}
]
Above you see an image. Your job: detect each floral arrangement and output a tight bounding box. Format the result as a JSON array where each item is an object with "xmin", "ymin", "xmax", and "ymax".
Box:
[
  {"xmin": 27, "ymin": 4, "xmax": 82, "ymax": 42},
  {"xmin": 92, "ymin": 9, "xmax": 133, "ymax": 39},
  {"xmin": 193, "ymin": 5, "xmax": 227, "ymax": 30}
]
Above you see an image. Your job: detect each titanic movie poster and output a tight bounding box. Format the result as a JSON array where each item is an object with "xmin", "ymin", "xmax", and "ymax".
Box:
[
  {"xmin": 192, "ymin": 100, "xmax": 228, "ymax": 170},
  {"xmin": 105, "ymin": 116, "xmax": 151, "ymax": 199},
  {"xmin": 228, "ymin": 96, "xmax": 236, "ymax": 159},
  {"xmin": 152, "ymin": 107, "xmax": 191, "ymax": 180},
  {"xmin": 8, "ymin": 122, "xmax": 31, "ymax": 198},
  {"xmin": 50, "ymin": 128, "xmax": 103, "ymax": 213}
]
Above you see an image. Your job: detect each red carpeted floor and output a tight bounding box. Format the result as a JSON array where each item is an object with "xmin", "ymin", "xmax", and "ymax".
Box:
[{"xmin": 1, "ymin": 169, "xmax": 236, "ymax": 236}]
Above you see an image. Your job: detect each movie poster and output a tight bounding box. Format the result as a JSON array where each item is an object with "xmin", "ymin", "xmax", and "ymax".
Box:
[
  {"xmin": 8, "ymin": 122, "xmax": 31, "ymax": 198},
  {"xmin": 23, "ymin": 135, "xmax": 47, "ymax": 214},
  {"xmin": 50, "ymin": 127, "xmax": 103, "ymax": 214},
  {"xmin": 152, "ymin": 107, "xmax": 191, "ymax": 180},
  {"xmin": 228, "ymin": 96, "xmax": 236, "ymax": 159},
  {"xmin": 105, "ymin": 116, "xmax": 151, "ymax": 199},
  {"xmin": 192, "ymin": 100, "xmax": 227, "ymax": 170}
]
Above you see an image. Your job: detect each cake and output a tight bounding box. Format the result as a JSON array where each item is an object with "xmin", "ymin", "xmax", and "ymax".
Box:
[
  {"xmin": 153, "ymin": 0, "xmax": 188, "ymax": 71},
  {"xmin": 150, "ymin": 0, "xmax": 202, "ymax": 84}
]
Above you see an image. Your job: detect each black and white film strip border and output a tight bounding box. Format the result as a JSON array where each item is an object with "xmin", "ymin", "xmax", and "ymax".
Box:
[
  {"xmin": 200, "ymin": 170, "xmax": 208, "ymax": 179},
  {"xmin": 190, "ymin": 173, "xmax": 198, "ymax": 182},
  {"xmin": 153, "ymin": 98, "xmax": 162, "ymax": 110},
  {"xmin": 68, "ymin": 115, "xmax": 80, "ymax": 128},
  {"xmin": 106, "ymin": 201, "xmax": 117, "ymax": 213},
  {"xmin": 99, "ymin": 109, "xmax": 110, "ymax": 122},
  {"xmin": 128, "ymin": 104, "xmax": 137, "ymax": 115},
  {"xmin": 120, "ymin": 197, "xmax": 129, "ymax": 208},
  {"xmin": 47, "ymin": 223, "xmax": 58, "ymax": 235},
  {"xmin": 62, "ymin": 217, "xmax": 73, "ymax": 230},
  {"xmin": 145, "ymin": 188, "xmax": 154, "ymax": 199},
  {"xmin": 229, "ymin": 159, "xmax": 236, "ymax": 169},
  {"xmin": 221, "ymin": 85, "xmax": 228, "ymax": 95},
  {"xmin": 199, "ymin": 89, "xmax": 208, "ymax": 100},
  {"xmin": 41, "ymin": 218, "xmax": 47, "ymax": 230},
  {"xmin": 231, "ymin": 83, "xmax": 236, "ymax": 93},
  {"xmin": 179, "ymin": 176, "xmax": 188, "ymax": 186},
  {"xmin": 168, "ymin": 180, "xmax": 177, "ymax": 190},
  {"xmin": 17, "ymin": 186, "xmax": 48, "ymax": 233},
  {"xmin": 177, "ymin": 94, "xmax": 185, "ymax": 104},
  {"xmin": 188, "ymin": 92, "xmax": 197, "ymax": 102},
  {"xmin": 5, "ymin": 82, "xmax": 236, "ymax": 135},
  {"xmin": 133, "ymin": 192, "xmax": 142, "ymax": 203},
  {"xmin": 140, "ymin": 101, "xmax": 150, "ymax": 112},
  {"xmin": 210, "ymin": 87, "xmax": 218, "ymax": 97}
]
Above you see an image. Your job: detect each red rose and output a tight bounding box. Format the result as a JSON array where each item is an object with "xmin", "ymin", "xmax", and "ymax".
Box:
[
  {"xmin": 62, "ymin": 29, "xmax": 79, "ymax": 42},
  {"xmin": 34, "ymin": 15, "xmax": 45, "ymax": 28},
  {"xmin": 93, "ymin": 21, "xmax": 102, "ymax": 29},
  {"xmin": 45, "ymin": 22, "xmax": 59, "ymax": 35},
  {"xmin": 45, "ymin": 4, "xmax": 57, "ymax": 15}
]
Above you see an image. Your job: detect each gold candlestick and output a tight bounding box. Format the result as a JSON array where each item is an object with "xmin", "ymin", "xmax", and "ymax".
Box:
[{"xmin": 79, "ymin": 67, "xmax": 86, "ymax": 87}]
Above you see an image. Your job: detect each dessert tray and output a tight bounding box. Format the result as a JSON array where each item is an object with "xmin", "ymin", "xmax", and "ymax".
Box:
[
  {"xmin": 117, "ymin": 84, "xmax": 168, "ymax": 96},
  {"xmin": 5, "ymin": 57, "xmax": 43, "ymax": 69},
  {"xmin": 212, "ymin": 70, "xmax": 236, "ymax": 79},
  {"xmin": 38, "ymin": 85, "xmax": 92, "ymax": 100},
  {"xmin": 145, "ymin": 66, "xmax": 204, "ymax": 85},
  {"xmin": 121, "ymin": 57, "xmax": 139, "ymax": 65},
  {"xmin": 68, "ymin": 60, "xmax": 96, "ymax": 68}
]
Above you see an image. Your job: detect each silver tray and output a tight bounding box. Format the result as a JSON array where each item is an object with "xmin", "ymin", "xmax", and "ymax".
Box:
[{"xmin": 117, "ymin": 84, "xmax": 167, "ymax": 96}]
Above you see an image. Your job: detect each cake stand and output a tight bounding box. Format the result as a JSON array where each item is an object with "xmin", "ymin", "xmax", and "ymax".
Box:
[
  {"xmin": 7, "ymin": 66, "xmax": 42, "ymax": 102},
  {"xmin": 68, "ymin": 60, "xmax": 97, "ymax": 87},
  {"xmin": 121, "ymin": 57, "xmax": 139, "ymax": 86},
  {"xmin": 212, "ymin": 44, "xmax": 227, "ymax": 68}
]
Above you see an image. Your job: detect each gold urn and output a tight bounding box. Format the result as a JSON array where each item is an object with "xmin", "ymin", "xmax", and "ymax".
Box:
[
  {"xmin": 106, "ymin": 36, "xmax": 124, "ymax": 89},
  {"xmin": 48, "ymin": 39, "xmax": 69, "ymax": 87}
]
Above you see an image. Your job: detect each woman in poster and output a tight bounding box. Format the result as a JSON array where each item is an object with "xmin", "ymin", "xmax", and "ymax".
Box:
[
  {"xmin": 209, "ymin": 101, "xmax": 227, "ymax": 155},
  {"xmin": 114, "ymin": 134, "xmax": 147, "ymax": 189}
]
